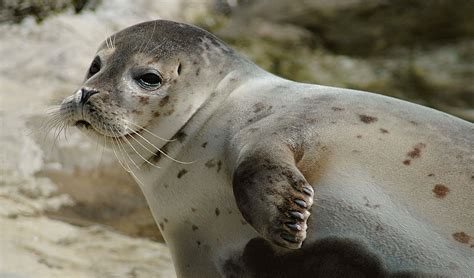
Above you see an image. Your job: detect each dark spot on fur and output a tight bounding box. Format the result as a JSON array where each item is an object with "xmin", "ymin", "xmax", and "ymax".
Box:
[
  {"xmin": 410, "ymin": 120, "xmax": 418, "ymax": 126},
  {"xmin": 159, "ymin": 222, "xmax": 165, "ymax": 231},
  {"xmin": 407, "ymin": 143, "xmax": 426, "ymax": 159},
  {"xmin": 138, "ymin": 96, "xmax": 149, "ymax": 105},
  {"xmin": 175, "ymin": 131, "xmax": 187, "ymax": 143},
  {"xmin": 177, "ymin": 169, "xmax": 188, "ymax": 178},
  {"xmin": 219, "ymin": 70, "xmax": 223, "ymax": 75},
  {"xmin": 331, "ymin": 107, "xmax": 344, "ymax": 111},
  {"xmin": 163, "ymin": 107, "xmax": 175, "ymax": 116},
  {"xmin": 153, "ymin": 111, "xmax": 161, "ymax": 117},
  {"xmin": 193, "ymin": 60, "xmax": 198, "ymax": 65},
  {"xmin": 201, "ymin": 142, "xmax": 208, "ymax": 148},
  {"xmin": 241, "ymin": 220, "xmax": 248, "ymax": 225},
  {"xmin": 358, "ymin": 114, "xmax": 378, "ymax": 124},
  {"xmin": 191, "ymin": 208, "xmax": 197, "ymax": 212},
  {"xmin": 151, "ymin": 144, "xmax": 168, "ymax": 164},
  {"xmin": 159, "ymin": 95, "xmax": 170, "ymax": 107},
  {"xmin": 215, "ymin": 208, "xmax": 220, "ymax": 216},
  {"xmin": 192, "ymin": 225, "xmax": 199, "ymax": 231},
  {"xmin": 433, "ymin": 184, "xmax": 449, "ymax": 198},
  {"xmin": 379, "ymin": 128, "xmax": 389, "ymax": 134},
  {"xmin": 196, "ymin": 68, "xmax": 200, "ymax": 76},
  {"xmin": 403, "ymin": 160, "xmax": 411, "ymax": 165},
  {"xmin": 356, "ymin": 135, "xmax": 362, "ymax": 139},
  {"xmin": 217, "ymin": 160, "xmax": 222, "ymax": 173},
  {"xmin": 452, "ymin": 232, "xmax": 471, "ymax": 244},
  {"xmin": 163, "ymin": 183, "xmax": 169, "ymax": 188},
  {"xmin": 407, "ymin": 149, "xmax": 421, "ymax": 159},
  {"xmin": 196, "ymin": 240, "xmax": 201, "ymax": 246},
  {"xmin": 428, "ymin": 173, "xmax": 435, "ymax": 177},
  {"xmin": 164, "ymin": 218, "xmax": 168, "ymax": 223}
]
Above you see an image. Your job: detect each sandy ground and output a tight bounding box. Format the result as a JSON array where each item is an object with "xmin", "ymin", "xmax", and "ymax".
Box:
[{"xmin": 0, "ymin": 0, "xmax": 211, "ymax": 276}]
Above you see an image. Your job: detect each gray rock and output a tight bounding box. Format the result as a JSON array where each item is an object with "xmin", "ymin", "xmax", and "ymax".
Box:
[{"xmin": 0, "ymin": 0, "xmax": 101, "ymax": 23}]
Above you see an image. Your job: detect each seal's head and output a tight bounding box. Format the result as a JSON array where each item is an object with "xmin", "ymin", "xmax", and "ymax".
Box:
[{"xmin": 59, "ymin": 20, "xmax": 236, "ymax": 146}]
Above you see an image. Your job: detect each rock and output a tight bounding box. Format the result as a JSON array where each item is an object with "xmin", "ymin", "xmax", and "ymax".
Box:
[
  {"xmin": 222, "ymin": 0, "xmax": 474, "ymax": 56},
  {"xmin": 0, "ymin": 0, "xmax": 101, "ymax": 23},
  {"xmin": 0, "ymin": 216, "xmax": 175, "ymax": 277},
  {"xmin": 206, "ymin": 0, "xmax": 474, "ymax": 121}
]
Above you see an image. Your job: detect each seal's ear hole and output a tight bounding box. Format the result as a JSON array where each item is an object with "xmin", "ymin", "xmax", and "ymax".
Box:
[{"xmin": 177, "ymin": 63, "xmax": 182, "ymax": 75}]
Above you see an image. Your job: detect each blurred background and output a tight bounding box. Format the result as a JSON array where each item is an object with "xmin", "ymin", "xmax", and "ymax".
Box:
[{"xmin": 0, "ymin": 0, "xmax": 472, "ymax": 277}]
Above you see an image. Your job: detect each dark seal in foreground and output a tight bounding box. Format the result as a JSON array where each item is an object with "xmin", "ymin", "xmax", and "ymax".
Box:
[{"xmin": 57, "ymin": 20, "xmax": 474, "ymax": 277}]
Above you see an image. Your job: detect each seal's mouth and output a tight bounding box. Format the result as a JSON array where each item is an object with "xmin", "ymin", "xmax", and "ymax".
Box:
[
  {"xmin": 75, "ymin": 120, "xmax": 92, "ymax": 129},
  {"xmin": 74, "ymin": 119, "xmax": 143, "ymax": 139}
]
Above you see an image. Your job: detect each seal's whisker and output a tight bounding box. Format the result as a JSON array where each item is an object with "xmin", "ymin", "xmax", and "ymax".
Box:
[
  {"xmin": 51, "ymin": 121, "xmax": 65, "ymax": 144},
  {"xmin": 105, "ymin": 34, "xmax": 110, "ymax": 49},
  {"xmin": 108, "ymin": 126, "xmax": 147, "ymax": 187},
  {"xmin": 41, "ymin": 116, "xmax": 60, "ymax": 133},
  {"xmin": 62, "ymin": 125, "xmax": 70, "ymax": 142},
  {"xmin": 119, "ymin": 128, "xmax": 161, "ymax": 169},
  {"xmin": 106, "ymin": 126, "xmax": 132, "ymax": 173},
  {"xmin": 47, "ymin": 121, "xmax": 66, "ymax": 154},
  {"xmin": 36, "ymin": 107, "xmax": 63, "ymax": 136},
  {"xmin": 122, "ymin": 119, "xmax": 175, "ymax": 142},
  {"xmin": 112, "ymin": 33, "xmax": 117, "ymax": 49},
  {"xmin": 99, "ymin": 132, "xmax": 107, "ymax": 167},
  {"xmin": 127, "ymin": 127, "xmax": 195, "ymax": 165},
  {"xmin": 110, "ymin": 126, "xmax": 140, "ymax": 170},
  {"xmin": 126, "ymin": 129, "xmax": 159, "ymax": 155},
  {"xmin": 45, "ymin": 109, "xmax": 61, "ymax": 116},
  {"xmin": 40, "ymin": 118, "xmax": 61, "ymax": 145}
]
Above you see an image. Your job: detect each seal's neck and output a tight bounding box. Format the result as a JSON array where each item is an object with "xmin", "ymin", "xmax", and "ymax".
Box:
[{"xmin": 124, "ymin": 57, "xmax": 269, "ymax": 168}]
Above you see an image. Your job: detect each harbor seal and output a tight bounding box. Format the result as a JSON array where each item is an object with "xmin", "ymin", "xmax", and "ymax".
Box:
[{"xmin": 56, "ymin": 20, "xmax": 474, "ymax": 277}]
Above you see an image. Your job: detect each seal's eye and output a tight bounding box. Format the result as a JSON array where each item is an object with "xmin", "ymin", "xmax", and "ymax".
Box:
[
  {"xmin": 135, "ymin": 72, "xmax": 162, "ymax": 90},
  {"xmin": 88, "ymin": 56, "xmax": 101, "ymax": 78}
]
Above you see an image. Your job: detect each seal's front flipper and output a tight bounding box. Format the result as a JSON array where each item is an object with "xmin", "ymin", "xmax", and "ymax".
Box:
[{"xmin": 232, "ymin": 144, "xmax": 314, "ymax": 249}]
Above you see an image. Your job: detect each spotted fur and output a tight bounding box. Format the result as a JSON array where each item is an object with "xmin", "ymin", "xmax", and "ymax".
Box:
[{"xmin": 57, "ymin": 20, "xmax": 474, "ymax": 277}]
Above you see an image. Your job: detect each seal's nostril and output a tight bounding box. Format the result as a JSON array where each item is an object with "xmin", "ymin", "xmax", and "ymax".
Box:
[{"xmin": 80, "ymin": 88, "xmax": 99, "ymax": 104}]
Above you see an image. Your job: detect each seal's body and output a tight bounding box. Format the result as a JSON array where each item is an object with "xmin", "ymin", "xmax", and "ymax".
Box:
[{"xmin": 58, "ymin": 20, "xmax": 473, "ymax": 277}]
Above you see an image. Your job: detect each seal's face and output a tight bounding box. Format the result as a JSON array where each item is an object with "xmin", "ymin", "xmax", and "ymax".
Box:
[
  {"xmin": 60, "ymin": 40, "xmax": 181, "ymax": 141},
  {"xmin": 58, "ymin": 20, "xmax": 228, "ymax": 145}
]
